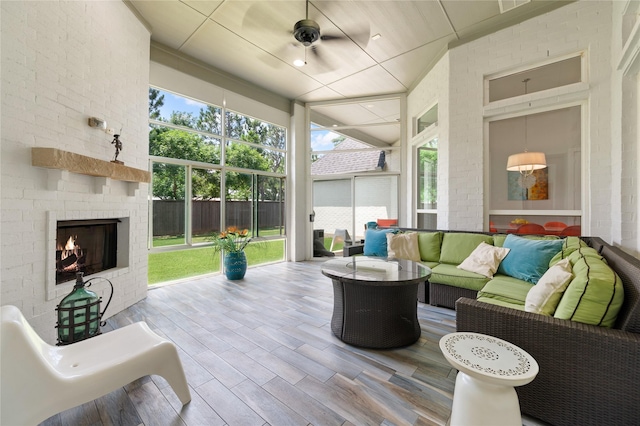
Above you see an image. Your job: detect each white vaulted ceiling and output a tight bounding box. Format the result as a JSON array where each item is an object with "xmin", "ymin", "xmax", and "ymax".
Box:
[
  {"xmin": 129, "ymin": 0, "xmax": 574, "ymax": 146},
  {"xmin": 129, "ymin": 0, "xmax": 573, "ymax": 104}
]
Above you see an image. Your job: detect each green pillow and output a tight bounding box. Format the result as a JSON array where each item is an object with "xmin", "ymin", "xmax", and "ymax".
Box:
[
  {"xmin": 549, "ymin": 237, "xmax": 588, "ymax": 265},
  {"xmin": 492, "ymin": 234, "xmax": 508, "ymax": 247},
  {"xmin": 439, "ymin": 233, "xmax": 494, "ymax": 265},
  {"xmin": 554, "ymin": 248, "xmax": 624, "ymax": 328},
  {"xmin": 497, "ymin": 234, "xmax": 563, "ymax": 284},
  {"xmin": 417, "ymin": 232, "xmax": 443, "ymax": 262}
]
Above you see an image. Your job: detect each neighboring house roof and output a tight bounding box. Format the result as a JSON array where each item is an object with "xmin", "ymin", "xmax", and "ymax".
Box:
[{"xmin": 311, "ymin": 139, "xmax": 386, "ymax": 175}]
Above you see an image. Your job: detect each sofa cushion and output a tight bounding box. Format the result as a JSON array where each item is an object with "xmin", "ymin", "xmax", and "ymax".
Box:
[
  {"xmin": 525, "ymin": 258, "xmax": 574, "ymax": 316},
  {"xmin": 549, "ymin": 236, "xmax": 588, "ymax": 265},
  {"xmin": 417, "ymin": 232, "xmax": 443, "ymax": 262},
  {"xmin": 363, "ymin": 228, "xmax": 396, "ymax": 257},
  {"xmin": 439, "ymin": 233, "xmax": 494, "ymax": 265},
  {"xmin": 477, "ymin": 275, "xmax": 533, "ymax": 307},
  {"xmin": 457, "ymin": 242, "xmax": 510, "ymax": 278},
  {"xmin": 554, "ymin": 247, "xmax": 624, "ymax": 328},
  {"xmin": 430, "ymin": 264, "xmax": 490, "ymax": 291},
  {"xmin": 386, "ymin": 232, "xmax": 420, "ymax": 261},
  {"xmin": 497, "ymin": 234, "xmax": 563, "ymax": 284},
  {"xmin": 476, "ymin": 296, "xmax": 525, "ymax": 311}
]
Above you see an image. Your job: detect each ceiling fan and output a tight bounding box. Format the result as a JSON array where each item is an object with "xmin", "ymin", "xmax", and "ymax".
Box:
[
  {"xmin": 242, "ymin": 0, "xmax": 369, "ymax": 70},
  {"xmin": 290, "ymin": 0, "xmax": 355, "ymax": 67},
  {"xmin": 293, "ymin": 0, "xmax": 345, "ymax": 47}
]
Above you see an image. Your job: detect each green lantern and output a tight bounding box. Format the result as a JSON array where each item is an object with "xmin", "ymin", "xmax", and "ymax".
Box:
[{"xmin": 56, "ymin": 272, "xmax": 113, "ymax": 345}]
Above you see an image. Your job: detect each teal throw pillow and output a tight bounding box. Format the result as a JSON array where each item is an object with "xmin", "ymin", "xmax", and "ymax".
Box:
[
  {"xmin": 363, "ymin": 228, "xmax": 396, "ymax": 257},
  {"xmin": 497, "ymin": 234, "xmax": 563, "ymax": 284}
]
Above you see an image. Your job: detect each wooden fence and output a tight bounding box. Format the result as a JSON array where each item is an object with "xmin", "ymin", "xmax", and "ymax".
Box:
[{"xmin": 153, "ymin": 200, "xmax": 284, "ymax": 236}]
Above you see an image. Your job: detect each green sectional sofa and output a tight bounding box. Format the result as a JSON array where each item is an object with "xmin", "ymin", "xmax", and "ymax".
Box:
[{"xmin": 348, "ymin": 228, "xmax": 640, "ymax": 426}]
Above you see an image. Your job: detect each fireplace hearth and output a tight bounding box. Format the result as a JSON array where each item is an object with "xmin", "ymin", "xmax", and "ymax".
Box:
[{"xmin": 56, "ymin": 219, "xmax": 119, "ymax": 284}]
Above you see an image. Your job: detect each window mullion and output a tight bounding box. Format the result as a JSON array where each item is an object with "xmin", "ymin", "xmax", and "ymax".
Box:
[{"xmin": 186, "ymin": 165, "xmax": 193, "ymax": 246}]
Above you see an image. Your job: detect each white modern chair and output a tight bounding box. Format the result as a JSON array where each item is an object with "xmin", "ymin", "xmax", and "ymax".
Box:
[
  {"xmin": 330, "ymin": 228, "xmax": 352, "ymax": 251},
  {"xmin": 1, "ymin": 305, "xmax": 191, "ymax": 425}
]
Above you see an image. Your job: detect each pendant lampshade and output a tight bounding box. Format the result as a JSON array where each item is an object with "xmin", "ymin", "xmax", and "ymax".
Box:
[{"xmin": 506, "ymin": 151, "xmax": 547, "ymax": 175}]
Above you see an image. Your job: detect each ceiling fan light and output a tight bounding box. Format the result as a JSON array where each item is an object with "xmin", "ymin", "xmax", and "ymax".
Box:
[{"xmin": 293, "ymin": 59, "xmax": 306, "ymax": 67}]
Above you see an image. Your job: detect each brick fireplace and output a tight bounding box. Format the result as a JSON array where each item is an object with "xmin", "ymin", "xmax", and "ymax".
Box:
[{"xmin": 46, "ymin": 211, "xmax": 131, "ymax": 302}]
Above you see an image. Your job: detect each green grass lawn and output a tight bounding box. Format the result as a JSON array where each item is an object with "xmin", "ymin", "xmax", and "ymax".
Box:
[
  {"xmin": 148, "ymin": 239, "xmax": 285, "ymax": 284},
  {"xmin": 149, "ymin": 230, "xmax": 341, "ymax": 285},
  {"xmin": 152, "ymin": 228, "xmax": 284, "ymax": 248}
]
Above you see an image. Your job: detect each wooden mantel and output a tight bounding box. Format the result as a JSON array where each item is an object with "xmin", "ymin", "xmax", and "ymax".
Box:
[{"xmin": 32, "ymin": 147, "xmax": 150, "ymax": 183}]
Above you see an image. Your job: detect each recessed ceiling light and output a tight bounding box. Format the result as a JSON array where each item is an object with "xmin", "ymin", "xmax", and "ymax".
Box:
[
  {"xmin": 371, "ymin": 33, "xmax": 382, "ymax": 41},
  {"xmin": 293, "ymin": 59, "xmax": 305, "ymax": 67},
  {"xmin": 366, "ymin": 104, "xmax": 375, "ymax": 108},
  {"xmin": 332, "ymin": 124, "xmax": 338, "ymax": 127}
]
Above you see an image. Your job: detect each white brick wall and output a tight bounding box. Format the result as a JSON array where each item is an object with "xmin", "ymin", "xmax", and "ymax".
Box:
[
  {"xmin": 408, "ymin": 1, "xmax": 625, "ymax": 242},
  {"xmin": 612, "ymin": 0, "xmax": 640, "ymax": 255},
  {"xmin": 1, "ymin": 1, "xmax": 151, "ymax": 342},
  {"xmin": 407, "ymin": 53, "xmax": 450, "ymax": 229}
]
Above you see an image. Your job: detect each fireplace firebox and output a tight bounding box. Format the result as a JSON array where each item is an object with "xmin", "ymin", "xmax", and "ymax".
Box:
[{"xmin": 56, "ymin": 219, "xmax": 119, "ymax": 284}]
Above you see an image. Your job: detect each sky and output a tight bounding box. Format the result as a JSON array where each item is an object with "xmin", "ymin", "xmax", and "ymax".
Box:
[
  {"xmin": 311, "ymin": 124, "xmax": 342, "ymax": 152},
  {"xmin": 156, "ymin": 89, "xmax": 207, "ymax": 122}
]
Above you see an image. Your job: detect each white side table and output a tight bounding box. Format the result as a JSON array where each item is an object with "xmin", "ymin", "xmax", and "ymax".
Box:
[{"xmin": 439, "ymin": 332, "xmax": 539, "ymax": 426}]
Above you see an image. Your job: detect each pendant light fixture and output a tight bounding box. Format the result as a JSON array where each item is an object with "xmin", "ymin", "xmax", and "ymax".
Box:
[{"xmin": 506, "ymin": 78, "xmax": 547, "ymax": 188}]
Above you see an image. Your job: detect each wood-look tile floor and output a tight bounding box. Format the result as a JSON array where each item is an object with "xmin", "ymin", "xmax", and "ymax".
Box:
[{"xmin": 41, "ymin": 260, "xmax": 547, "ymax": 426}]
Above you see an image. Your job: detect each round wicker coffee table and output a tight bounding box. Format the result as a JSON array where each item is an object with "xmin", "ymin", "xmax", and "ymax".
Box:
[
  {"xmin": 321, "ymin": 257, "xmax": 431, "ymax": 348},
  {"xmin": 439, "ymin": 332, "xmax": 539, "ymax": 426}
]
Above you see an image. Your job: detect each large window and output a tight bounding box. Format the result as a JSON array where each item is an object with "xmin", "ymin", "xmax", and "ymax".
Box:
[{"xmin": 148, "ymin": 88, "xmax": 287, "ymax": 284}]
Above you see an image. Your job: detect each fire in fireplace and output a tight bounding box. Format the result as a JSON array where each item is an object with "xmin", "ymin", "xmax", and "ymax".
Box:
[{"xmin": 56, "ymin": 219, "xmax": 119, "ymax": 284}]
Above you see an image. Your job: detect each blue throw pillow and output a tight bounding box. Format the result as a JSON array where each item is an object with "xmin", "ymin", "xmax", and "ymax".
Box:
[
  {"xmin": 363, "ymin": 228, "xmax": 396, "ymax": 257},
  {"xmin": 497, "ymin": 234, "xmax": 563, "ymax": 284}
]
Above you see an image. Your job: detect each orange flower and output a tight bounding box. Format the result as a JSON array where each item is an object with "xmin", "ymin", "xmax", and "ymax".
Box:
[
  {"xmin": 227, "ymin": 226, "xmax": 238, "ymax": 233},
  {"xmin": 239, "ymin": 229, "xmax": 249, "ymax": 237},
  {"xmin": 219, "ymin": 231, "xmax": 228, "ymax": 238}
]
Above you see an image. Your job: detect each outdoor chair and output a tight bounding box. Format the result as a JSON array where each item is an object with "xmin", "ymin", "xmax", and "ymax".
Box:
[
  {"xmin": 330, "ymin": 228, "xmax": 352, "ymax": 251},
  {"xmin": 560, "ymin": 225, "xmax": 582, "ymax": 236},
  {"xmin": 543, "ymin": 221, "xmax": 568, "ymax": 235},
  {"xmin": 0, "ymin": 305, "xmax": 191, "ymax": 425},
  {"xmin": 515, "ymin": 223, "xmax": 546, "ymax": 234}
]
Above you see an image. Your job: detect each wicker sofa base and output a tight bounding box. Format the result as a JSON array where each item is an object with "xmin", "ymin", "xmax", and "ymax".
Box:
[
  {"xmin": 456, "ymin": 297, "xmax": 640, "ymax": 426},
  {"xmin": 428, "ymin": 282, "xmax": 477, "ymax": 310}
]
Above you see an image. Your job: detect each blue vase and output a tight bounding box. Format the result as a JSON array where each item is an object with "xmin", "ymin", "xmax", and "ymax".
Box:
[{"xmin": 224, "ymin": 251, "xmax": 247, "ymax": 280}]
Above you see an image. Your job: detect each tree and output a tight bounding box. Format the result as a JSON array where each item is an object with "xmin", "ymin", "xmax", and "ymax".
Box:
[
  {"xmin": 196, "ymin": 106, "xmax": 222, "ymax": 135},
  {"xmin": 148, "ymin": 88, "xmax": 164, "ymax": 120},
  {"xmin": 150, "ymin": 129, "xmax": 220, "ymax": 200},
  {"xmin": 225, "ymin": 143, "xmax": 269, "ymax": 200},
  {"xmin": 332, "ymin": 135, "xmax": 346, "ymax": 146},
  {"xmin": 419, "ymin": 148, "xmax": 438, "ymax": 207},
  {"xmin": 169, "ymin": 111, "xmax": 195, "ymax": 128}
]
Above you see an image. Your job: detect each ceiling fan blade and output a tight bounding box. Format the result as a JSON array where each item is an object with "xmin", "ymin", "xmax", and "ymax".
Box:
[
  {"xmin": 320, "ymin": 26, "xmax": 370, "ymax": 48},
  {"xmin": 241, "ymin": 2, "xmax": 289, "ymax": 37},
  {"xmin": 320, "ymin": 34, "xmax": 348, "ymax": 42},
  {"xmin": 308, "ymin": 45, "xmax": 334, "ymax": 72}
]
